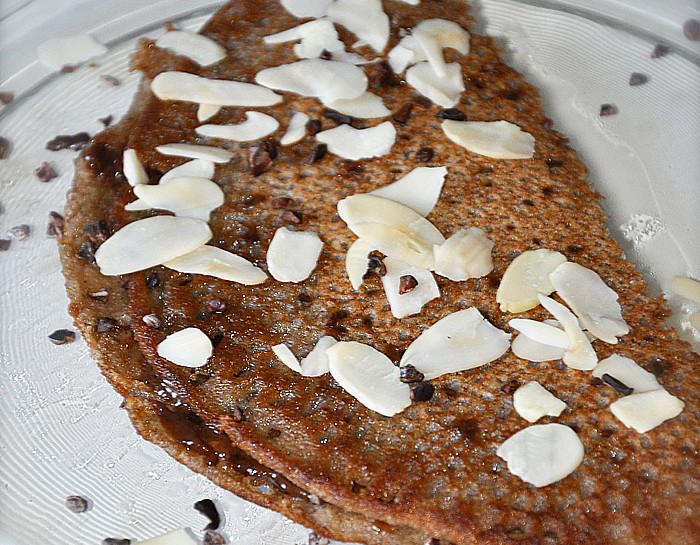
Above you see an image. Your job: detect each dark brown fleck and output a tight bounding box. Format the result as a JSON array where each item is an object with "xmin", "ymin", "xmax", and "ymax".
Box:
[
  {"xmin": 34, "ymin": 162, "xmax": 59, "ymax": 182},
  {"xmin": 281, "ymin": 209, "xmax": 302, "ymax": 224},
  {"xmin": 324, "ymin": 109, "xmax": 353, "ymax": 126},
  {"xmin": 364, "ymin": 251, "xmax": 387, "ymax": 278},
  {"xmin": 684, "ymin": 19, "xmax": 700, "ymax": 41},
  {"xmin": 49, "ymin": 329, "xmax": 76, "ymax": 345},
  {"xmin": 400, "ymin": 364, "xmax": 425, "ymax": 384},
  {"xmin": 319, "ymin": 49, "xmax": 333, "ymax": 60},
  {"xmin": 0, "ymin": 136, "xmax": 11, "ymax": 160},
  {"xmin": 146, "ymin": 272, "xmax": 160, "ymax": 290},
  {"xmin": 96, "ymin": 317, "xmax": 118, "ymax": 333},
  {"xmin": 77, "ymin": 241, "xmax": 97, "ymax": 263},
  {"xmin": 323, "ymin": 309, "xmax": 349, "ymax": 328},
  {"xmin": 142, "ymin": 314, "xmax": 161, "ymax": 329},
  {"xmin": 305, "ymin": 119, "xmax": 322, "ymax": 136},
  {"xmin": 601, "ymin": 373, "xmax": 634, "ymax": 396},
  {"xmin": 46, "ymin": 211, "xmax": 64, "ymax": 237},
  {"xmin": 230, "ymin": 406, "xmax": 245, "ymax": 422},
  {"xmin": 629, "ymin": 73, "xmax": 648, "ymax": 86},
  {"xmin": 649, "ymin": 357, "xmax": 665, "ymax": 376},
  {"xmin": 194, "ymin": 498, "xmax": 221, "ymax": 530},
  {"xmin": 415, "ymin": 95, "xmax": 433, "ymax": 108},
  {"xmin": 88, "ymin": 288, "xmax": 109, "ymax": 302},
  {"xmin": 436, "ymin": 108, "xmax": 467, "ymax": 121},
  {"xmin": 415, "ymin": 147, "xmax": 434, "ymax": 162},
  {"xmin": 164, "ymin": 20, "xmax": 177, "ymax": 32},
  {"xmin": 205, "ymin": 297, "xmax": 227, "ymax": 313},
  {"xmin": 424, "ymin": 539, "xmax": 441, "ymax": 545},
  {"xmin": 268, "ymin": 428, "xmax": 282, "ymax": 439},
  {"xmin": 0, "ymin": 92, "xmax": 13, "ymax": 105},
  {"xmin": 61, "ymin": 64, "xmax": 78, "ymax": 73},
  {"xmin": 599, "ymin": 103, "xmax": 617, "ymax": 116},
  {"xmin": 65, "ymin": 495, "xmax": 89, "ymax": 513},
  {"xmin": 305, "ymin": 143, "xmax": 327, "ymax": 164},
  {"xmin": 100, "ymin": 75, "xmax": 121, "ymax": 86},
  {"xmin": 410, "ymin": 382, "xmax": 435, "ymax": 402},
  {"xmin": 272, "ymin": 197, "xmax": 293, "ymax": 209},
  {"xmin": 500, "ymin": 378, "xmax": 520, "ymax": 395},
  {"xmin": 99, "ymin": 114, "xmax": 114, "ymax": 127},
  {"xmin": 309, "ymin": 532, "xmax": 330, "ymax": 545},
  {"xmin": 399, "ymin": 274, "xmax": 418, "ymax": 294},
  {"xmin": 392, "ymin": 103, "xmax": 414, "ymax": 124},
  {"xmin": 84, "ymin": 220, "xmax": 109, "ymax": 244},
  {"xmin": 101, "ymin": 539, "xmax": 131, "ymax": 545},
  {"xmin": 46, "ymin": 132, "xmax": 91, "ymax": 151},
  {"xmin": 7, "ymin": 224, "xmax": 30, "ymax": 240},
  {"xmin": 374, "ymin": 60, "xmax": 399, "ymax": 87},
  {"xmin": 651, "ymin": 43, "xmax": 672, "ymax": 58},
  {"xmin": 298, "ymin": 292, "xmax": 312, "ymax": 306},
  {"xmin": 203, "ymin": 530, "xmax": 226, "ymax": 545},
  {"xmin": 248, "ymin": 140, "xmax": 277, "ymax": 176}
]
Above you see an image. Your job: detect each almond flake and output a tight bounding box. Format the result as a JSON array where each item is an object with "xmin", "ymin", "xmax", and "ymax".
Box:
[
  {"xmin": 508, "ymin": 319, "xmax": 570, "ymax": 349},
  {"xmin": 133, "ymin": 177, "xmax": 224, "ymax": 221},
  {"xmin": 280, "ymin": 0, "xmax": 333, "ymax": 18},
  {"xmin": 345, "ymin": 238, "xmax": 376, "ymax": 290},
  {"xmin": 94, "ymin": 216, "xmax": 211, "ymax": 276},
  {"xmin": 513, "ymin": 381, "xmax": 567, "ymax": 423},
  {"xmin": 496, "ymin": 424, "xmax": 584, "ymax": 487},
  {"xmin": 157, "ymin": 328, "xmax": 213, "ymax": 368},
  {"xmin": 162, "ymin": 245, "xmax": 267, "ymax": 285},
  {"xmin": 37, "ymin": 34, "xmax": 107, "ymax": 70},
  {"xmin": 405, "ymin": 62, "xmax": 464, "ymax": 108},
  {"xmin": 549, "ymin": 262, "xmax": 629, "ymax": 344},
  {"xmin": 323, "ymin": 92, "xmax": 389, "ymax": 119},
  {"xmin": 432, "ymin": 227, "xmax": 494, "ymax": 281},
  {"xmin": 272, "ymin": 344, "xmax": 302, "ymax": 373},
  {"xmin": 497, "ymin": 249, "xmax": 567, "ymax": 313},
  {"xmin": 300, "ymin": 336, "xmax": 337, "ymax": 376},
  {"xmin": 151, "ymin": 71, "xmax": 282, "ymax": 106},
  {"xmin": 326, "ymin": 0, "xmax": 390, "ymax": 52},
  {"xmin": 381, "ymin": 258, "xmax": 439, "ymax": 318},
  {"xmin": 280, "ymin": 112, "xmax": 310, "ymax": 146},
  {"xmin": 412, "ymin": 19, "xmax": 470, "ymax": 78},
  {"xmin": 369, "ymin": 166, "xmax": 447, "ymax": 216},
  {"xmin": 442, "ymin": 119, "xmax": 535, "ymax": 159},
  {"xmin": 155, "ymin": 30, "xmax": 226, "ymax": 66},
  {"xmin": 400, "ymin": 308, "xmax": 510, "ymax": 380},
  {"xmin": 511, "ymin": 333, "xmax": 566, "ymax": 362},
  {"xmin": 691, "ymin": 311, "xmax": 700, "ymax": 330},
  {"xmin": 267, "ymin": 227, "xmax": 323, "ymax": 283},
  {"xmin": 264, "ymin": 19, "xmax": 344, "ymax": 59},
  {"xmin": 592, "ymin": 354, "xmax": 662, "ymax": 394},
  {"xmin": 316, "ymin": 122, "xmax": 395, "ymax": 160},
  {"xmin": 196, "ymin": 112, "xmax": 279, "ymax": 142},
  {"xmin": 138, "ymin": 529, "xmax": 198, "ymax": 545},
  {"xmin": 197, "ymin": 103, "xmax": 221, "ymax": 122},
  {"xmin": 610, "ymin": 390, "xmax": 685, "ymax": 433},
  {"xmin": 387, "ymin": 38, "xmax": 423, "ymax": 74},
  {"xmin": 326, "ymin": 341, "xmax": 411, "ymax": 417},
  {"xmin": 255, "ymin": 59, "xmax": 367, "ymax": 103},
  {"xmin": 671, "ymin": 275, "xmax": 700, "ymax": 304},
  {"xmin": 123, "ymin": 149, "xmax": 148, "ymax": 187},
  {"xmin": 160, "ymin": 159, "xmax": 216, "ymax": 184},
  {"xmin": 538, "ymin": 294, "xmax": 597, "ymax": 370},
  {"xmin": 156, "ymin": 143, "xmax": 233, "ymax": 163}
]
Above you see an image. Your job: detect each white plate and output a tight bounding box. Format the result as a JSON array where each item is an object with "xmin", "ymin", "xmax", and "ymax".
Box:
[{"xmin": 1, "ymin": 2, "xmax": 698, "ymax": 544}]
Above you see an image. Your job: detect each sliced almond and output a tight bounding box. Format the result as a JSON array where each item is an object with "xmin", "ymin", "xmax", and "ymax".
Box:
[
  {"xmin": 326, "ymin": 341, "xmax": 411, "ymax": 417},
  {"xmin": 442, "ymin": 119, "xmax": 535, "ymax": 159},
  {"xmin": 405, "ymin": 62, "xmax": 464, "ymax": 108},
  {"xmin": 369, "ymin": 166, "xmax": 447, "ymax": 216},
  {"xmin": 280, "ymin": 0, "xmax": 333, "ymax": 18},
  {"xmin": 496, "ymin": 424, "xmax": 584, "ymax": 487},
  {"xmin": 138, "ymin": 529, "xmax": 199, "ymax": 545},
  {"xmin": 133, "ymin": 177, "xmax": 224, "ymax": 221},
  {"xmin": 513, "ymin": 381, "xmax": 567, "ymax": 423},
  {"xmin": 400, "ymin": 308, "xmax": 511, "ymax": 380},
  {"xmin": 508, "ymin": 319, "xmax": 570, "ymax": 349},
  {"xmin": 323, "ymin": 92, "xmax": 389, "ymax": 119},
  {"xmin": 316, "ymin": 122, "xmax": 396, "ymax": 160},
  {"xmin": 610, "ymin": 390, "xmax": 685, "ymax": 433},
  {"xmin": 300, "ymin": 336, "xmax": 337, "ymax": 376},
  {"xmin": 160, "ymin": 159, "xmax": 216, "ymax": 184},
  {"xmin": 123, "ymin": 198, "xmax": 151, "ymax": 212},
  {"xmin": 123, "ymin": 149, "xmax": 148, "ymax": 187},
  {"xmin": 511, "ymin": 334, "xmax": 566, "ymax": 362},
  {"xmin": 156, "ymin": 143, "xmax": 233, "ymax": 163},
  {"xmin": 671, "ymin": 275, "xmax": 700, "ymax": 304},
  {"xmin": 196, "ymin": 111, "xmax": 279, "ymax": 142},
  {"xmin": 36, "ymin": 34, "xmax": 107, "ymax": 70},
  {"xmin": 264, "ymin": 19, "xmax": 344, "ymax": 60},
  {"xmin": 266, "ymin": 227, "xmax": 323, "ymax": 283},
  {"xmin": 691, "ymin": 311, "xmax": 700, "ymax": 330},
  {"xmin": 387, "ymin": 38, "xmax": 423, "ymax": 74},
  {"xmin": 381, "ymin": 257, "xmax": 439, "ymax": 318},
  {"xmin": 151, "ymin": 71, "xmax": 282, "ymax": 106},
  {"xmin": 432, "ymin": 227, "xmax": 494, "ymax": 281},
  {"xmin": 592, "ymin": 354, "xmax": 662, "ymax": 394},
  {"xmin": 345, "ymin": 238, "xmax": 376, "ymax": 290},
  {"xmin": 255, "ymin": 58, "xmax": 367, "ymax": 103},
  {"xmin": 497, "ymin": 249, "xmax": 567, "ymax": 313},
  {"xmin": 351, "ymin": 222, "xmax": 435, "ymax": 270},
  {"xmin": 197, "ymin": 103, "xmax": 221, "ymax": 122},
  {"xmin": 157, "ymin": 328, "xmax": 212, "ymax": 368},
  {"xmin": 326, "ymin": 0, "xmax": 390, "ymax": 52},
  {"xmin": 549, "ymin": 262, "xmax": 629, "ymax": 344},
  {"xmin": 538, "ymin": 294, "xmax": 597, "ymax": 371},
  {"xmin": 398, "ymin": 0, "xmax": 420, "ymax": 4},
  {"xmin": 162, "ymin": 245, "xmax": 267, "ymax": 285},
  {"xmin": 412, "ymin": 19, "xmax": 470, "ymax": 78},
  {"xmin": 272, "ymin": 344, "xmax": 302, "ymax": 373},
  {"xmin": 94, "ymin": 216, "xmax": 211, "ymax": 276},
  {"xmin": 280, "ymin": 111, "xmax": 310, "ymax": 146},
  {"xmin": 155, "ymin": 30, "xmax": 226, "ymax": 66}
]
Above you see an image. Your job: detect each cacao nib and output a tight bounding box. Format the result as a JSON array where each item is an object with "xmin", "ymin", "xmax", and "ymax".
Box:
[
  {"xmin": 319, "ymin": 49, "xmax": 332, "ymax": 60},
  {"xmin": 96, "ymin": 317, "xmax": 118, "ymax": 333},
  {"xmin": 281, "ymin": 210, "xmax": 302, "ymax": 224},
  {"xmin": 304, "ymin": 143, "xmax": 327, "ymax": 164},
  {"xmin": 249, "ymin": 140, "xmax": 277, "ymax": 176},
  {"xmin": 684, "ymin": 19, "xmax": 700, "ymax": 41},
  {"xmin": 272, "ymin": 197, "xmax": 293, "ymax": 209},
  {"xmin": 392, "ymin": 103, "xmax": 414, "ymax": 125},
  {"xmin": 601, "ymin": 373, "xmax": 634, "ymax": 396},
  {"xmin": 309, "ymin": 532, "xmax": 331, "ymax": 545},
  {"xmin": 46, "ymin": 211, "xmax": 64, "ymax": 237},
  {"xmin": 7, "ymin": 224, "xmax": 30, "ymax": 240},
  {"xmin": 83, "ymin": 141, "xmax": 124, "ymax": 180},
  {"xmin": 98, "ymin": 114, "xmax": 114, "ymax": 127},
  {"xmin": 48, "ymin": 329, "xmax": 76, "ymax": 345},
  {"xmin": 64, "ymin": 495, "xmax": 89, "ymax": 513},
  {"xmin": 203, "ymin": 530, "xmax": 225, "ymax": 545},
  {"xmin": 34, "ymin": 162, "xmax": 58, "ymax": 182},
  {"xmin": 599, "ymin": 103, "xmax": 617, "ymax": 116},
  {"xmin": 77, "ymin": 241, "xmax": 97, "ymax": 263},
  {"xmin": 651, "ymin": 43, "xmax": 671, "ymax": 58},
  {"xmin": 398, "ymin": 274, "xmax": 418, "ymax": 294},
  {"xmin": 374, "ymin": 60, "xmax": 399, "ymax": 87},
  {"xmin": 194, "ymin": 498, "xmax": 221, "ymax": 530},
  {"xmin": 46, "ymin": 132, "xmax": 91, "ymax": 151},
  {"xmin": 0, "ymin": 136, "xmax": 11, "ymax": 160},
  {"xmin": 324, "ymin": 109, "xmax": 353, "ymax": 126},
  {"xmin": 102, "ymin": 539, "xmax": 130, "ymax": 545},
  {"xmin": 436, "ymin": 108, "xmax": 467, "ymax": 121},
  {"xmin": 305, "ymin": 119, "xmax": 322, "ymax": 136},
  {"xmin": 629, "ymin": 72, "xmax": 648, "ymax": 86},
  {"xmin": 410, "ymin": 382, "xmax": 435, "ymax": 401},
  {"xmin": 0, "ymin": 92, "xmax": 13, "ymax": 105},
  {"xmin": 400, "ymin": 364, "xmax": 424, "ymax": 384},
  {"xmin": 84, "ymin": 220, "xmax": 109, "ymax": 243},
  {"xmin": 146, "ymin": 272, "xmax": 160, "ymax": 290},
  {"xmin": 415, "ymin": 147, "xmax": 434, "ymax": 162}
]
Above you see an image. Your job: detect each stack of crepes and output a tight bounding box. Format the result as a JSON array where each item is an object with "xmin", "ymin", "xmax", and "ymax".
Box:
[{"xmin": 58, "ymin": 1, "xmax": 699, "ymax": 543}]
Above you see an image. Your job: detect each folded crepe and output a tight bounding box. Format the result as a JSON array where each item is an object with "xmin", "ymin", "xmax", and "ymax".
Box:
[{"xmin": 59, "ymin": 1, "xmax": 699, "ymax": 544}]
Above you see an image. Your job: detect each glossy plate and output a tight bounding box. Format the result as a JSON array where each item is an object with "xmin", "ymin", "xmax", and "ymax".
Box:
[{"xmin": 0, "ymin": 1, "xmax": 698, "ymax": 544}]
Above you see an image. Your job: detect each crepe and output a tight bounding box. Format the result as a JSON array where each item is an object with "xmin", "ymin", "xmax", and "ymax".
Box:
[{"xmin": 59, "ymin": 1, "xmax": 700, "ymax": 543}]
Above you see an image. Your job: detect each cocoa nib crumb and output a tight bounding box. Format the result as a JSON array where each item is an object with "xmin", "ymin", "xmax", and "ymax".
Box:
[
  {"xmin": 0, "ymin": 136, "xmax": 11, "ymax": 160},
  {"xmin": 392, "ymin": 103, "xmax": 414, "ymax": 125},
  {"xmin": 203, "ymin": 530, "xmax": 226, "ymax": 545},
  {"xmin": 49, "ymin": 329, "xmax": 76, "ymax": 345},
  {"xmin": 88, "ymin": 288, "xmax": 109, "ymax": 302},
  {"xmin": 436, "ymin": 108, "xmax": 467, "ymax": 121},
  {"xmin": 7, "ymin": 224, "xmax": 30, "ymax": 241},
  {"xmin": 77, "ymin": 241, "xmax": 97, "ymax": 263},
  {"xmin": 305, "ymin": 119, "xmax": 322, "ymax": 136},
  {"xmin": 601, "ymin": 373, "xmax": 634, "ymax": 396},
  {"xmin": 0, "ymin": 92, "xmax": 13, "ymax": 105},
  {"xmin": 629, "ymin": 72, "xmax": 648, "ymax": 86},
  {"xmin": 205, "ymin": 297, "xmax": 227, "ymax": 313},
  {"xmin": 415, "ymin": 147, "xmax": 434, "ymax": 163},
  {"xmin": 84, "ymin": 220, "xmax": 109, "ymax": 243},
  {"xmin": 324, "ymin": 109, "xmax": 353, "ymax": 126},
  {"xmin": 248, "ymin": 140, "xmax": 277, "ymax": 176},
  {"xmin": 46, "ymin": 132, "xmax": 91, "ymax": 151},
  {"xmin": 374, "ymin": 60, "xmax": 399, "ymax": 87},
  {"xmin": 98, "ymin": 114, "xmax": 114, "ymax": 127},
  {"xmin": 64, "ymin": 495, "xmax": 89, "ymax": 513},
  {"xmin": 400, "ymin": 364, "xmax": 424, "ymax": 384},
  {"xmin": 46, "ymin": 211, "xmax": 65, "ymax": 237},
  {"xmin": 100, "ymin": 75, "xmax": 121, "ymax": 87},
  {"xmin": 34, "ymin": 162, "xmax": 59, "ymax": 182},
  {"xmin": 500, "ymin": 378, "xmax": 520, "ymax": 395},
  {"xmin": 194, "ymin": 498, "xmax": 221, "ymax": 530},
  {"xmin": 309, "ymin": 532, "xmax": 331, "ymax": 545},
  {"xmin": 0, "ymin": 239, "xmax": 10, "ymax": 251},
  {"xmin": 304, "ymin": 143, "xmax": 327, "ymax": 164},
  {"xmin": 298, "ymin": 292, "xmax": 312, "ymax": 306},
  {"xmin": 96, "ymin": 317, "xmax": 118, "ymax": 333},
  {"xmin": 146, "ymin": 271, "xmax": 160, "ymax": 290},
  {"xmin": 323, "ymin": 309, "xmax": 349, "ymax": 328},
  {"xmin": 101, "ymin": 539, "xmax": 131, "ymax": 545},
  {"xmin": 230, "ymin": 406, "xmax": 245, "ymax": 422},
  {"xmin": 651, "ymin": 43, "xmax": 672, "ymax": 58},
  {"xmin": 398, "ymin": 274, "xmax": 418, "ymax": 294},
  {"xmin": 684, "ymin": 19, "xmax": 700, "ymax": 41},
  {"xmin": 410, "ymin": 382, "xmax": 435, "ymax": 402},
  {"xmin": 364, "ymin": 251, "xmax": 387, "ymax": 278},
  {"xmin": 61, "ymin": 64, "xmax": 78, "ymax": 73},
  {"xmin": 599, "ymin": 103, "xmax": 617, "ymax": 116},
  {"xmin": 142, "ymin": 314, "xmax": 161, "ymax": 329},
  {"xmin": 281, "ymin": 209, "xmax": 302, "ymax": 224},
  {"xmin": 319, "ymin": 49, "xmax": 333, "ymax": 60},
  {"xmin": 272, "ymin": 197, "xmax": 293, "ymax": 209}
]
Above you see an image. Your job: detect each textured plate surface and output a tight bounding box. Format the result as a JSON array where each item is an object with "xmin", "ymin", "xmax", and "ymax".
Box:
[{"xmin": 0, "ymin": 1, "xmax": 698, "ymax": 544}]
